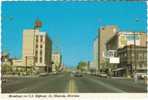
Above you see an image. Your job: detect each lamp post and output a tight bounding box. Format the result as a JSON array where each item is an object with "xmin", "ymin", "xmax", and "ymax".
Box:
[{"xmin": 133, "ymin": 18, "xmax": 140, "ymax": 78}]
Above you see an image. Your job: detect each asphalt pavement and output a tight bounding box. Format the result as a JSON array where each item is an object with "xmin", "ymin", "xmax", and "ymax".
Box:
[{"xmin": 2, "ymin": 72, "xmax": 147, "ymax": 93}]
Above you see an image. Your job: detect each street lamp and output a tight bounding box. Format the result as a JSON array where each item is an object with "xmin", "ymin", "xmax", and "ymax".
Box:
[{"xmin": 133, "ymin": 18, "xmax": 140, "ymax": 77}]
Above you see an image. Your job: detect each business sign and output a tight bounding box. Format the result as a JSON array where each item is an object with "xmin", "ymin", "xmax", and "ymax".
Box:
[
  {"xmin": 119, "ymin": 33, "xmax": 141, "ymax": 48},
  {"xmin": 126, "ymin": 34, "xmax": 140, "ymax": 46},
  {"xmin": 109, "ymin": 57, "xmax": 120, "ymax": 64},
  {"xmin": 103, "ymin": 50, "xmax": 117, "ymax": 58},
  {"xmin": 119, "ymin": 34, "xmax": 127, "ymax": 48}
]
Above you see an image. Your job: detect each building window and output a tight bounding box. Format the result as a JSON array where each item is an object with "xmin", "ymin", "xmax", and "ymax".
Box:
[
  {"xmin": 36, "ymin": 36, "xmax": 38, "ymax": 42},
  {"xmin": 40, "ymin": 36, "xmax": 43, "ymax": 42},
  {"xmin": 36, "ymin": 45, "xmax": 38, "ymax": 48},
  {"xmin": 40, "ymin": 57, "xmax": 42, "ymax": 63},
  {"xmin": 40, "ymin": 45, "xmax": 42, "ymax": 48},
  {"xmin": 40, "ymin": 50, "xmax": 42, "ymax": 55},
  {"xmin": 35, "ymin": 51, "xmax": 38, "ymax": 56},
  {"xmin": 131, "ymin": 53, "xmax": 134, "ymax": 57},
  {"xmin": 35, "ymin": 56, "xmax": 37, "ymax": 63}
]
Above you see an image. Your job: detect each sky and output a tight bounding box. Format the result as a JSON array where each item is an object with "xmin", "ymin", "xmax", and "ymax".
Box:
[{"xmin": 1, "ymin": 1, "xmax": 147, "ymax": 67}]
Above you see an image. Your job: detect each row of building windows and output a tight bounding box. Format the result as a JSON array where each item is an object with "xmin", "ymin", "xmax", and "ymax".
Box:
[
  {"xmin": 36, "ymin": 44, "xmax": 43, "ymax": 48},
  {"xmin": 36, "ymin": 35, "xmax": 43, "ymax": 42},
  {"xmin": 120, "ymin": 56, "xmax": 147, "ymax": 60},
  {"xmin": 35, "ymin": 50, "xmax": 43, "ymax": 55},
  {"xmin": 35, "ymin": 56, "xmax": 43, "ymax": 63},
  {"xmin": 35, "ymin": 50, "xmax": 43, "ymax": 63}
]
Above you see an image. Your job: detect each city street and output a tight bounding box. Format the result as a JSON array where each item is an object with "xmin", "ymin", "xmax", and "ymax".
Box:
[{"xmin": 2, "ymin": 73, "xmax": 147, "ymax": 93}]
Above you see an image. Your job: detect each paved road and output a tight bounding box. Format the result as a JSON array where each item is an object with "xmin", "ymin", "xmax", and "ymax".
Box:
[{"xmin": 2, "ymin": 73, "xmax": 147, "ymax": 93}]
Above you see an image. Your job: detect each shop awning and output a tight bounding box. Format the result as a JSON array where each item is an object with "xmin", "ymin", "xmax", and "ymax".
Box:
[{"xmin": 113, "ymin": 67, "xmax": 125, "ymax": 72}]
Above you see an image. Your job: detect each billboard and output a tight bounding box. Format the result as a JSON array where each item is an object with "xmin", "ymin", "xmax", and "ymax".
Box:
[
  {"xmin": 119, "ymin": 34, "xmax": 127, "ymax": 48},
  {"xmin": 103, "ymin": 50, "xmax": 117, "ymax": 58},
  {"xmin": 126, "ymin": 34, "xmax": 140, "ymax": 45},
  {"xmin": 118, "ymin": 32, "xmax": 141, "ymax": 48}
]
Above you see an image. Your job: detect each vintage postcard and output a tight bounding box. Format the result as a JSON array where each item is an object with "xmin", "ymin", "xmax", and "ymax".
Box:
[{"xmin": 0, "ymin": 0, "xmax": 147, "ymax": 100}]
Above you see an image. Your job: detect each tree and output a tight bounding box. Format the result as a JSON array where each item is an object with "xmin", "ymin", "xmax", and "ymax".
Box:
[
  {"xmin": 2, "ymin": 64, "xmax": 13, "ymax": 74},
  {"xmin": 77, "ymin": 61, "xmax": 88, "ymax": 72}
]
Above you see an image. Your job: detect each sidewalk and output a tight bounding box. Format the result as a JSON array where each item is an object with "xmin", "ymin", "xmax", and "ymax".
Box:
[
  {"xmin": 2, "ymin": 75, "xmax": 39, "ymax": 78},
  {"xmin": 111, "ymin": 77, "xmax": 131, "ymax": 80},
  {"xmin": 111, "ymin": 77, "xmax": 146, "ymax": 84}
]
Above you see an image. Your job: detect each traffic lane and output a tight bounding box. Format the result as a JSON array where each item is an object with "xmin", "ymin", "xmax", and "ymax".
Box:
[
  {"xmin": 2, "ymin": 77, "xmax": 39, "ymax": 87},
  {"xmin": 2, "ymin": 73, "xmax": 67, "ymax": 93},
  {"xmin": 14, "ymin": 73, "xmax": 69, "ymax": 93},
  {"xmin": 74, "ymin": 76, "xmax": 119, "ymax": 93},
  {"xmin": 2, "ymin": 77, "xmax": 40, "ymax": 93},
  {"xmin": 24, "ymin": 73, "xmax": 70, "ymax": 93},
  {"xmin": 86, "ymin": 75, "xmax": 147, "ymax": 93}
]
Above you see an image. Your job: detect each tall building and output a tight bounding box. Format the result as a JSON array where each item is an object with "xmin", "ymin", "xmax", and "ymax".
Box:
[
  {"xmin": 92, "ymin": 37, "xmax": 98, "ymax": 71},
  {"xmin": 52, "ymin": 52, "xmax": 62, "ymax": 72},
  {"xmin": 22, "ymin": 29, "xmax": 36, "ymax": 67},
  {"xmin": 22, "ymin": 29, "xmax": 52, "ymax": 73},
  {"xmin": 98, "ymin": 25, "xmax": 118, "ymax": 72}
]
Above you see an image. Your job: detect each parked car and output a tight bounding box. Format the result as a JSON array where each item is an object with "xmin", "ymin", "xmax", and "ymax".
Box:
[
  {"xmin": 39, "ymin": 73, "xmax": 48, "ymax": 77},
  {"xmin": 98, "ymin": 73, "xmax": 108, "ymax": 78},
  {"xmin": 136, "ymin": 73, "xmax": 147, "ymax": 79}
]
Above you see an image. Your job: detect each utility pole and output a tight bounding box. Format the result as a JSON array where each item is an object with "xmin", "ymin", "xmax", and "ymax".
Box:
[
  {"xmin": 134, "ymin": 18, "xmax": 140, "ymax": 78},
  {"xmin": 134, "ymin": 32, "xmax": 136, "ymax": 77}
]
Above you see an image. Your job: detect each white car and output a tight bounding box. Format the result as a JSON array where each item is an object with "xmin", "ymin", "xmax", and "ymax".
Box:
[
  {"xmin": 136, "ymin": 73, "xmax": 147, "ymax": 79},
  {"xmin": 39, "ymin": 73, "xmax": 48, "ymax": 77},
  {"xmin": 98, "ymin": 73, "xmax": 108, "ymax": 78}
]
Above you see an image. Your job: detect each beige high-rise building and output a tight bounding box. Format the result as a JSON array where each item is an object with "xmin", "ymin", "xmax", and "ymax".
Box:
[
  {"xmin": 23, "ymin": 29, "xmax": 52, "ymax": 73},
  {"xmin": 52, "ymin": 52, "xmax": 62, "ymax": 72},
  {"xmin": 98, "ymin": 25, "xmax": 118, "ymax": 72}
]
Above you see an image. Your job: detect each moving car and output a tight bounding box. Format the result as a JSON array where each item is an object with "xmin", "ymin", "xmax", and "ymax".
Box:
[{"xmin": 74, "ymin": 72, "xmax": 83, "ymax": 77}]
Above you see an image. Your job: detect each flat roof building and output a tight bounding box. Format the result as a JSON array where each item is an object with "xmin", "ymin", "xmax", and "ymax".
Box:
[
  {"xmin": 22, "ymin": 29, "xmax": 52, "ymax": 73},
  {"xmin": 98, "ymin": 25, "xmax": 118, "ymax": 72},
  {"xmin": 116, "ymin": 45, "xmax": 147, "ymax": 77}
]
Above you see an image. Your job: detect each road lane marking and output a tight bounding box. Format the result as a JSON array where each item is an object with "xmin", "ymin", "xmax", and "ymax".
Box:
[
  {"xmin": 68, "ymin": 78, "xmax": 77, "ymax": 93},
  {"xmin": 85, "ymin": 77, "xmax": 127, "ymax": 93}
]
